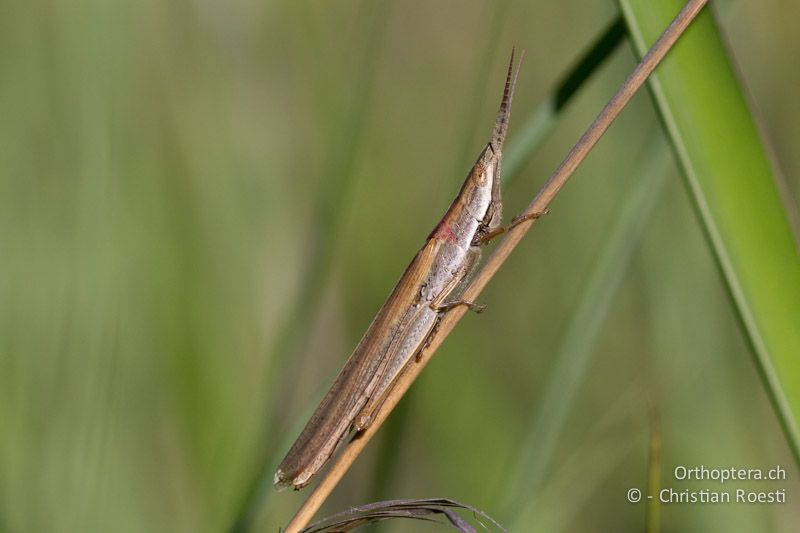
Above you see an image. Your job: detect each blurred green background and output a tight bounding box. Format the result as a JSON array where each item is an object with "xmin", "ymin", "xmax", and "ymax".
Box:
[{"xmin": 1, "ymin": 0, "xmax": 798, "ymax": 531}]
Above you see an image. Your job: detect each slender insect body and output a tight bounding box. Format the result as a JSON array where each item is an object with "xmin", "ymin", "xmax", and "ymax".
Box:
[
  {"xmin": 354, "ymin": 293, "xmax": 439, "ymax": 429},
  {"xmin": 275, "ymin": 50, "xmax": 521, "ymax": 491},
  {"xmin": 354, "ymin": 152, "xmax": 504, "ymax": 430}
]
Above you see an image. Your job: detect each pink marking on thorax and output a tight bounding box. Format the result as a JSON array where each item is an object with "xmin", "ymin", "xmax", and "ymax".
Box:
[{"xmin": 429, "ymin": 219, "xmax": 459, "ymax": 243}]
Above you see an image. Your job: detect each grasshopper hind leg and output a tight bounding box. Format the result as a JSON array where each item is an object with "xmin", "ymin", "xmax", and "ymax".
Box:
[{"xmin": 354, "ymin": 314, "xmax": 443, "ymax": 431}]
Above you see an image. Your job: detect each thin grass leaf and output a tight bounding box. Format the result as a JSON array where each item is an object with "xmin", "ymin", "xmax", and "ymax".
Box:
[
  {"xmin": 450, "ymin": 0, "xmax": 513, "ymax": 176},
  {"xmin": 231, "ymin": 3, "xmax": 393, "ymax": 531},
  {"xmin": 618, "ymin": 0, "xmax": 800, "ymax": 463},
  {"xmin": 501, "ymin": 133, "xmax": 672, "ymax": 520},
  {"xmin": 509, "ymin": 382, "xmax": 647, "ymax": 532},
  {"xmin": 301, "ymin": 498, "xmax": 505, "ymax": 533},
  {"xmin": 503, "ymin": 16, "xmax": 626, "ymax": 181},
  {"xmin": 645, "ymin": 405, "xmax": 662, "ymax": 533}
]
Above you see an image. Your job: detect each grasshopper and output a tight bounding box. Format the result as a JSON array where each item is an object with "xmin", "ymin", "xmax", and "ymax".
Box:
[{"xmin": 275, "ymin": 49, "xmax": 540, "ymax": 490}]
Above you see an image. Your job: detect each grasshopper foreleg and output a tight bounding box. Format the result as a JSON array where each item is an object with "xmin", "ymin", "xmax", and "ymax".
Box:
[{"xmin": 474, "ymin": 208, "xmax": 550, "ymax": 245}]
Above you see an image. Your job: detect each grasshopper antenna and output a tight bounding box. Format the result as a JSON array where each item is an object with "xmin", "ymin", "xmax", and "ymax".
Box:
[{"xmin": 491, "ymin": 47, "xmax": 524, "ymax": 152}]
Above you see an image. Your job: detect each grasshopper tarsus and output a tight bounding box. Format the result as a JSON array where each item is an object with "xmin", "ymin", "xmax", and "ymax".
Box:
[
  {"xmin": 511, "ymin": 208, "xmax": 549, "ymax": 227},
  {"xmin": 475, "ymin": 208, "xmax": 550, "ymax": 246}
]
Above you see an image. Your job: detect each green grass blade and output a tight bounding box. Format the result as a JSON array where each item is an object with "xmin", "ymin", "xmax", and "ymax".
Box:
[
  {"xmin": 645, "ymin": 407, "xmax": 662, "ymax": 533},
  {"xmin": 449, "ymin": 0, "xmax": 514, "ymax": 177},
  {"xmin": 231, "ymin": 4, "xmax": 392, "ymax": 530},
  {"xmin": 509, "ymin": 383, "xmax": 647, "ymax": 532},
  {"xmin": 618, "ymin": 0, "xmax": 800, "ymax": 463},
  {"xmin": 503, "ymin": 16, "xmax": 625, "ymax": 181},
  {"xmin": 501, "ymin": 134, "xmax": 672, "ymax": 521}
]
